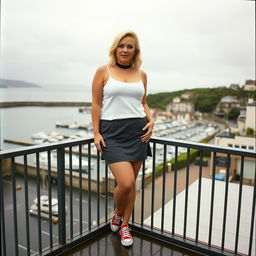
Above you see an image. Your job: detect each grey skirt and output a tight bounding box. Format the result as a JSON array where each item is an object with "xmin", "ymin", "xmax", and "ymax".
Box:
[{"xmin": 100, "ymin": 117, "xmax": 152, "ymax": 164}]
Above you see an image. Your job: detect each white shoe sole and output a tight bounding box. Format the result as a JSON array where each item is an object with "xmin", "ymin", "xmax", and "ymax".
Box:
[
  {"xmin": 121, "ymin": 239, "xmax": 133, "ymax": 247},
  {"xmin": 110, "ymin": 224, "xmax": 120, "ymax": 232}
]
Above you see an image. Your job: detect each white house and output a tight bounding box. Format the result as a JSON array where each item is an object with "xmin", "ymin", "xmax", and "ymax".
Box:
[{"xmin": 243, "ymin": 80, "xmax": 256, "ymax": 91}]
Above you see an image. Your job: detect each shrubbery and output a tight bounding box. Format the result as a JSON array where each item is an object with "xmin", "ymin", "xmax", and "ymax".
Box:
[{"xmin": 152, "ymin": 130, "xmax": 219, "ymax": 176}]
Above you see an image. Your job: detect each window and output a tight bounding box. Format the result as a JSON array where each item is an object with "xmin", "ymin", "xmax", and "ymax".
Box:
[
  {"xmin": 228, "ymin": 144, "xmax": 233, "ymax": 147},
  {"xmin": 241, "ymin": 145, "xmax": 247, "ymax": 149},
  {"xmin": 249, "ymin": 146, "xmax": 254, "ymax": 150},
  {"xmin": 235, "ymin": 145, "xmax": 239, "ymax": 148}
]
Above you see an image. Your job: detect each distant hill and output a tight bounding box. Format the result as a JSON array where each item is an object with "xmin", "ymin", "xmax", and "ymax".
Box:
[
  {"xmin": 147, "ymin": 87, "xmax": 256, "ymax": 113},
  {"xmin": 0, "ymin": 79, "xmax": 41, "ymax": 88}
]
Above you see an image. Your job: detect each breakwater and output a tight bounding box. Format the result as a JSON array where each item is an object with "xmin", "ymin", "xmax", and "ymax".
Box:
[{"xmin": 0, "ymin": 101, "xmax": 92, "ymax": 108}]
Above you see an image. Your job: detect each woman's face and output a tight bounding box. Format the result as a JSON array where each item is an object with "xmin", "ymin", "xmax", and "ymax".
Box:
[{"xmin": 115, "ymin": 36, "xmax": 136, "ymax": 65}]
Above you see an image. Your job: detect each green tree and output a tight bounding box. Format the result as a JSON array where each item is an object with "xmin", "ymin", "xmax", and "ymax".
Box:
[
  {"xmin": 228, "ymin": 107, "xmax": 240, "ymax": 120},
  {"xmin": 194, "ymin": 95, "xmax": 219, "ymax": 113},
  {"xmin": 246, "ymin": 127, "xmax": 255, "ymax": 135}
]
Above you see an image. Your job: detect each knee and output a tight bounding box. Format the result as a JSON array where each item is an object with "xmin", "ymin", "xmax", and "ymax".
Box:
[{"xmin": 119, "ymin": 180, "xmax": 135, "ymax": 192}]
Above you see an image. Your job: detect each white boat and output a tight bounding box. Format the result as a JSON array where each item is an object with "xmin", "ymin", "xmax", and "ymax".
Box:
[
  {"xmin": 76, "ymin": 131, "xmax": 88, "ymax": 138},
  {"xmin": 69, "ymin": 134, "xmax": 79, "ymax": 139},
  {"xmin": 31, "ymin": 131, "xmax": 48, "ymax": 140},
  {"xmin": 56, "ymin": 122, "xmax": 68, "ymax": 128},
  {"xmin": 69, "ymin": 122, "xmax": 79, "ymax": 129},
  {"xmin": 29, "ymin": 195, "xmax": 60, "ymax": 217},
  {"xmin": 35, "ymin": 152, "xmax": 93, "ymax": 173},
  {"xmin": 46, "ymin": 137, "xmax": 59, "ymax": 143},
  {"xmin": 49, "ymin": 132, "xmax": 64, "ymax": 140},
  {"xmin": 32, "ymin": 131, "xmax": 65, "ymax": 143}
]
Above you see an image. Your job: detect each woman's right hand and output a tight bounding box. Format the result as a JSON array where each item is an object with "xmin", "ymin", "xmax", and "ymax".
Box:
[{"xmin": 94, "ymin": 133, "xmax": 106, "ymax": 153}]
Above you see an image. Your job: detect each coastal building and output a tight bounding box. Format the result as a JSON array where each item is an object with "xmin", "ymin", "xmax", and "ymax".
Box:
[
  {"xmin": 229, "ymin": 83, "xmax": 240, "ymax": 90},
  {"xmin": 181, "ymin": 92, "xmax": 193, "ymax": 100},
  {"xmin": 214, "ymin": 96, "xmax": 240, "ymax": 117},
  {"xmin": 230, "ymin": 98, "xmax": 256, "ymax": 135},
  {"xmin": 152, "ymin": 109, "xmax": 171, "ymax": 120},
  {"xmin": 243, "ymin": 79, "xmax": 256, "ymax": 91},
  {"xmin": 245, "ymin": 99, "xmax": 256, "ymax": 130},
  {"xmin": 214, "ymin": 99, "xmax": 256, "ymax": 183},
  {"xmin": 166, "ymin": 96, "xmax": 194, "ymax": 121},
  {"xmin": 237, "ymin": 115, "xmax": 246, "ymax": 134}
]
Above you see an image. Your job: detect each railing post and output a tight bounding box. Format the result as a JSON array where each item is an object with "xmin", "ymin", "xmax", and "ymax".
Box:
[
  {"xmin": 0, "ymin": 159, "xmax": 6, "ymax": 256},
  {"xmin": 57, "ymin": 147, "xmax": 66, "ymax": 245}
]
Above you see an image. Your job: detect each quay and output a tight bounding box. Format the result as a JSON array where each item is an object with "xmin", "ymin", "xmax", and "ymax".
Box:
[
  {"xmin": 0, "ymin": 101, "xmax": 92, "ymax": 108},
  {"xmin": 4, "ymin": 139, "xmax": 98, "ymax": 157},
  {"xmin": 4, "ymin": 139, "xmax": 39, "ymax": 146}
]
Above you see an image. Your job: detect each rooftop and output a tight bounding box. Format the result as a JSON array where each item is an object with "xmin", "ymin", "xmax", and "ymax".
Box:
[
  {"xmin": 215, "ymin": 131, "xmax": 236, "ymax": 138},
  {"xmin": 220, "ymin": 96, "xmax": 237, "ymax": 103}
]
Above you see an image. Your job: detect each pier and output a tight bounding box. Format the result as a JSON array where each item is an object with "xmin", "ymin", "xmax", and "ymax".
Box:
[{"xmin": 0, "ymin": 101, "xmax": 92, "ymax": 108}]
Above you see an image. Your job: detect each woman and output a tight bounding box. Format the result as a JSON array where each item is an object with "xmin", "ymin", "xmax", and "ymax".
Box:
[{"xmin": 91, "ymin": 30, "xmax": 154, "ymax": 247}]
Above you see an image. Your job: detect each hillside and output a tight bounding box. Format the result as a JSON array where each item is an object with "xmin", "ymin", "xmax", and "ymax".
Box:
[
  {"xmin": 146, "ymin": 87, "xmax": 256, "ymax": 113},
  {"xmin": 0, "ymin": 79, "xmax": 41, "ymax": 88}
]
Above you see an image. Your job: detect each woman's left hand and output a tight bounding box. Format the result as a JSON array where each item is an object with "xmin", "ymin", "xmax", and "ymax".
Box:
[{"xmin": 141, "ymin": 120, "xmax": 154, "ymax": 142}]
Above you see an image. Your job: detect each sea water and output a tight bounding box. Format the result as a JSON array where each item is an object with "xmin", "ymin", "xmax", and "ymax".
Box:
[{"xmin": 0, "ymin": 85, "xmax": 92, "ymax": 150}]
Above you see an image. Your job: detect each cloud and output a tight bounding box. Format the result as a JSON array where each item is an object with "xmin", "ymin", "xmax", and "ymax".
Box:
[{"xmin": 1, "ymin": 0, "xmax": 255, "ymax": 92}]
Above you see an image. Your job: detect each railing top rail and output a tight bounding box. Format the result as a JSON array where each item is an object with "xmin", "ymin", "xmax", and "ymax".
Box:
[
  {"xmin": 0, "ymin": 136, "xmax": 255, "ymax": 159},
  {"xmin": 150, "ymin": 137, "xmax": 256, "ymax": 158},
  {"xmin": 0, "ymin": 138, "xmax": 94, "ymax": 159}
]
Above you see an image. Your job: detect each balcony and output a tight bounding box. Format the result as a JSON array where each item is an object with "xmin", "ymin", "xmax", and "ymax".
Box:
[{"xmin": 0, "ymin": 137, "xmax": 255, "ymax": 256}]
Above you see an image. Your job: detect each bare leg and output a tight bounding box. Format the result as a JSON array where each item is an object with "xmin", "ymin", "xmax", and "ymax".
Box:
[
  {"xmin": 109, "ymin": 161, "xmax": 136, "ymax": 217},
  {"xmin": 122, "ymin": 161, "xmax": 143, "ymax": 226}
]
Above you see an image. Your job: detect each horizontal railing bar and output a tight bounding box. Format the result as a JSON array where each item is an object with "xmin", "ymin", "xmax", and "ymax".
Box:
[
  {"xmin": 0, "ymin": 138, "xmax": 94, "ymax": 159},
  {"xmin": 1, "ymin": 137, "xmax": 255, "ymax": 160},
  {"xmin": 150, "ymin": 137, "xmax": 256, "ymax": 157}
]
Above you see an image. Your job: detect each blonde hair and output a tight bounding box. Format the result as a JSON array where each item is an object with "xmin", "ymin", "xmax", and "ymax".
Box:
[{"xmin": 108, "ymin": 30, "xmax": 142, "ymax": 70}]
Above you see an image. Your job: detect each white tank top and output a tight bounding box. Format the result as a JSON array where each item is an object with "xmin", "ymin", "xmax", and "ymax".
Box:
[{"xmin": 101, "ymin": 65, "xmax": 146, "ymax": 120}]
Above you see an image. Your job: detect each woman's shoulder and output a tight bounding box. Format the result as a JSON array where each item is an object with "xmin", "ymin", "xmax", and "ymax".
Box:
[
  {"xmin": 96, "ymin": 65, "xmax": 108, "ymax": 73},
  {"xmin": 94, "ymin": 65, "xmax": 109, "ymax": 79},
  {"xmin": 139, "ymin": 69, "xmax": 147, "ymax": 81},
  {"xmin": 93, "ymin": 65, "xmax": 109, "ymax": 85}
]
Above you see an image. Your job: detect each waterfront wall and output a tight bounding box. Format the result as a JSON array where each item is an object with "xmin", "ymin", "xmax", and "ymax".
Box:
[
  {"xmin": 1, "ymin": 158, "xmax": 11, "ymax": 176},
  {"xmin": 0, "ymin": 101, "xmax": 91, "ymax": 108},
  {"xmin": 13, "ymin": 162, "xmax": 152, "ymax": 194},
  {"xmin": 14, "ymin": 163, "xmax": 106, "ymax": 194}
]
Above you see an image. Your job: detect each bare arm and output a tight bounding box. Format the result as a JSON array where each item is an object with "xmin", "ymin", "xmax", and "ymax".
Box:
[
  {"xmin": 91, "ymin": 66, "xmax": 106, "ymax": 152},
  {"xmin": 140, "ymin": 70, "xmax": 154, "ymax": 142}
]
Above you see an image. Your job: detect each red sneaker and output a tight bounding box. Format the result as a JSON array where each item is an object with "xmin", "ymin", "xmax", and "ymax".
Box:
[
  {"xmin": 110, "ymin": 212, "xmax": 122, "ymax": 232},
  {"xmin": 120, "ymin": 225, "xmax": 133, "ymax": 246}
]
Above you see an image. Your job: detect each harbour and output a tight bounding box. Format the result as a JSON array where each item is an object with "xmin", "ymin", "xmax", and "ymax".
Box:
[{"xmin": 0, "ymin": 88, "xmax": 254, "ymax": 255}]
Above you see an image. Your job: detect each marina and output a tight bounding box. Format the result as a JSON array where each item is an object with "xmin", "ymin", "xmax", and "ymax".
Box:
[
  {"xmin": 3, "ymin": 114, "xmax": 220, "ymax": 182},
  {"xmin": 1, "ymin": 100, "xmax": 253, "ymax": 256}
]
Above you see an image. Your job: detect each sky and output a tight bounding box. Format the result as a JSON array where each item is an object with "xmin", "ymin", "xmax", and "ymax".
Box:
[{"xmin": 0, "ymin": 0, "xmax": 255, "ymax": 93}]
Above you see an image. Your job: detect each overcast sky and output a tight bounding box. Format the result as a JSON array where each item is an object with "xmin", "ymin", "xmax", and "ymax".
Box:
[{"xmin": 1, "ymin": 0, "xmax": 255, "ymax": 93}]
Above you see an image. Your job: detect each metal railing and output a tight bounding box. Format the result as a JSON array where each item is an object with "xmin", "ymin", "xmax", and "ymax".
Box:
[{"xmin": 0, "ymin": 137, "xmax": 255, "ymax": 256}]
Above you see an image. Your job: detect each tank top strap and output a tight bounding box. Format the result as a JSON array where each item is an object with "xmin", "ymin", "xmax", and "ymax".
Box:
[
  {"xmin": 139, "ymin": 69, "xmax": 142, "ymax": 81},
  {"xmin": 106, "ymin": 65, "xmax": 112, "ymax": 78}
]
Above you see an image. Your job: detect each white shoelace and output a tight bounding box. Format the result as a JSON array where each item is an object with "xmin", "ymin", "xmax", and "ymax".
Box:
[
  {"xmin": 121, "ymin": 227, "xmax": 132, "ymax": 238},
  {"xmin": 113, "ymin": 214, "xmax": 121, "ymax": 225}
]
